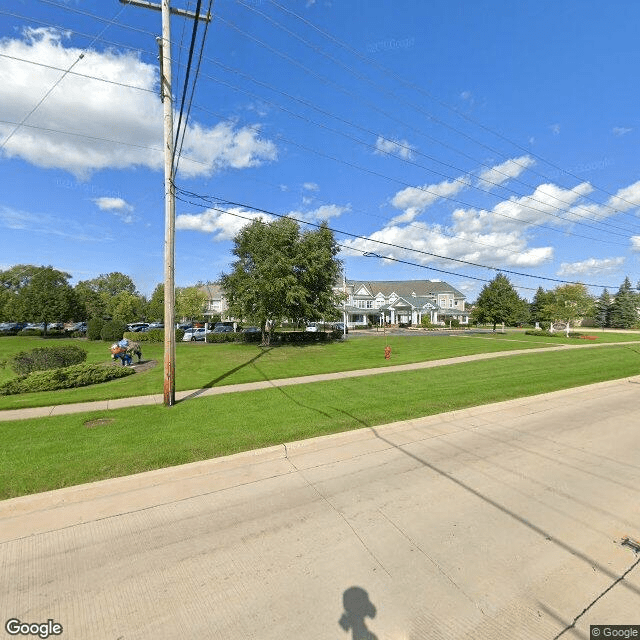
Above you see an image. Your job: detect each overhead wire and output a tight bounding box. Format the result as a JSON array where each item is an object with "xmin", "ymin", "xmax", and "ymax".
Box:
[
  {"xmin": 0, "ymin": 2, "xmax": 129, "ymax": 152},
  {"xmin": 229, "ymin": 1, "xmax": 640, "ymax": 233},
  {"xmin": 266, "ymin": 0, "xmax": 640, "ymax": 218},
  {"xmin": 173, "ymin": 184, "xmax": 625, "ymax": 290}
]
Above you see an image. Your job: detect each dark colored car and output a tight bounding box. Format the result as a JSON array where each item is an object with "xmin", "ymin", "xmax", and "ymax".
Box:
[
  {"xmin": 242, "ymin": 326, "xmax": 261, "ymax": 334},
  {"xmin": 213, "ymin": 325, "xmax": 234, "ymax": 333}
]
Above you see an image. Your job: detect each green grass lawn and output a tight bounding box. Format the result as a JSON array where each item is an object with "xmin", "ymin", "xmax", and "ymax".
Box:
[
  {"xmin": 2, "ymin": 343, "xmax": 640, "ymax": 499},
  {"xmin": 2, "ymin": 330, "xmax": 639, "ymax": 410}
]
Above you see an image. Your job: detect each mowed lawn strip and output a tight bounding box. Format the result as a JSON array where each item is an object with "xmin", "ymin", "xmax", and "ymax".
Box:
[
  {"xmin": 2, "ymin": 331, "xmax": 639, "ymax": 410},
  {"xmin": 2, "ymin": 344, "xmax": 640, "ymax": 499}
]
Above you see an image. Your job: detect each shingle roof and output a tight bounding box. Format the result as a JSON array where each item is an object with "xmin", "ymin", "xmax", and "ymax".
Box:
[{"xmin": 349, "ymin": 279, "xmax": 464, "ymax": 298}]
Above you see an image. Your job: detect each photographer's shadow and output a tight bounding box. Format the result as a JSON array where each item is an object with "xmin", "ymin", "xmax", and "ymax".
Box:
[{"xmin": 338, "ymin": 586, "xmax": 378, "ymax": 640}]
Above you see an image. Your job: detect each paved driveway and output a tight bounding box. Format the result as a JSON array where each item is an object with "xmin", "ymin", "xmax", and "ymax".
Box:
[{"xmin": 2, "ymin": 376, "xmax": 640, "ymax": 639}]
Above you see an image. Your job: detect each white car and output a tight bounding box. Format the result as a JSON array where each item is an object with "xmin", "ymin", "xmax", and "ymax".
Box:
[
  {"xmin": 305, "ymin": 322, "xmax": 319, "ymax": 332},
  {"xmin": 182, "ymin": 328, "xmax": 210, "ymax": 342}
]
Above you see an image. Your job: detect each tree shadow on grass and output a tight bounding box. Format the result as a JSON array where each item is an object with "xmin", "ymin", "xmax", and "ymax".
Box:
[{"xmin": 178, "ymin": 348, "xmax": 273, "ymax": 401}]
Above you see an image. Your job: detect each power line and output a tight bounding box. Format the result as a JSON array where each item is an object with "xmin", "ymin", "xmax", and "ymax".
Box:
[
  {"xmin": 173, "ymin": 185, "xmax": 624, "ymax": 290},
  {"xmin": 1, "ymin": 3, "xmax": 129, "ymax": 152},
  {"xmin": 266, "ymin": 0, "xmax": 640, "ymax": 218}
]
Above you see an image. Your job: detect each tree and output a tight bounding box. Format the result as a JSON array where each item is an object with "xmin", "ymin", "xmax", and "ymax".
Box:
[
  {"xmin": 176, "ymin": 286, "xmax": 207, "ymax": 322},
  {"xmin": 10, "ymin": 266, "xmax": 80, "ymax": 335},
  {"xmin": 609, "ymin": 276, "xmax": 639, "ymax": 328},
  {"xmin": 472, "ymin": 274, "xmax": 529, "ymax": 330},
  {"xmin": 529, "ymin": 286, "xmax": 555, "ymax": 328},
  {"xmin": 0, "ymin": 265, "xmax": 42, "ymax": 320},
  {"xmin": 595, "ymin": 288, "xmax": 613, "ymax": 329},
  {"xmin": 108, "ymin": 291, "xmax": 145, "ymax": 322},
  {"xmin": 76, "ymin": 272, "xmax": 139, "ymax": 319},
  {"xmin": 146, "ymin": 283, "xmax": 164, "ymax": 322},
  {"xmin": 220, "ymin": 217, "xmax": 342, "ymax": 344},
  {"xmin": 543, "ymin": 283, "xmax": 594, "ymax": 336}
]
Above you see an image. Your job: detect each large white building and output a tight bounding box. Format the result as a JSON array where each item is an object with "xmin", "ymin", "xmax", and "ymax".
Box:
[
  {"xmin": 339, "ymin": 279, "xmax": 469, "ymax": 327},
  {"xmin": 199, "ymin": 278, "xmax": 468, "ymax": 327}
]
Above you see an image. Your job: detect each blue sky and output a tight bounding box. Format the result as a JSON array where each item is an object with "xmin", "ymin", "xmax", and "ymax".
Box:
[{"xmin": 2, "ymin": 0, "xmax": 640, "ymax": 300}]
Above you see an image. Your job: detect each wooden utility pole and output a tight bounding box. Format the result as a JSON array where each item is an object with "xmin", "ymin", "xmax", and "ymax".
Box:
[{"xmin": 119, "ymin": 0, "xmax": 211, "ymax": 406}]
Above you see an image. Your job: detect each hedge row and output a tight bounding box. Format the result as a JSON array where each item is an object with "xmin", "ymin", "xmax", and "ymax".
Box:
[
  {"xmin": 524, "ymin": 330, "xmax": 586, "ymax": 338},
  {"xmin": 9, "ymin": 345, "xmax": 88, "ymax": 375},
  {"xmin": 0, "ymin": 363, "xmax": 134, "ymax": 396},
  {"xmin": 204, "ymin": 330, "xmax": 344, "ymax": 344},
  {"xmin": 123, "ymin": 329, "xmax": 185, "ymax": 342}
]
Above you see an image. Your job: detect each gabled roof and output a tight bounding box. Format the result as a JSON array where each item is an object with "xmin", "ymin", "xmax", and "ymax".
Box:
[
  {"xmin": 348, "ymin": 279, "xmax": 464, "ymax": 298},
  {"xmin": 381, "ymin": 295, "xmax": 438, "ymax": 310}
]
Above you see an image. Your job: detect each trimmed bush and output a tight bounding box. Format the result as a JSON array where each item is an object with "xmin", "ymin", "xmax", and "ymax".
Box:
[
  {"xmin": 18, "ymin": 328, "xmax": 43, "ymax": 337},
  {"xmin": 123, "ymin": 329, "xmax": 184, "ymax": 342},
  {"xmin": 9, "ymin": 345, "xmax": 88, "ymax": 375},
  {"xmin": 87, "ymin": 318, "xmax": 104, "ymax": 341},
  {"xmin": 0, "ymin": 363, "xmax": 134, "ymax": 396},
  {"xmin": 100, "ymin": 320, "xmax": 127, "ymax": 342},
  {"xmin": 206, "ymin": 332, "xmax": 242, "ymax": 343}
]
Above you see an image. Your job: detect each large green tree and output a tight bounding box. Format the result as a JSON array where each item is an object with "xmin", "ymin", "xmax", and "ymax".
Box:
[
  {"xmin": 609, "ymin": 276, "xmax": 639, "ymax": 328},
  {"xmin": 529, "ymin": 286, "xmax": 555, "ymax": 327},
  {"xmin": 146, "ymin": 283, "xmax": 164, "ymax": 322},
  {"xmin": 76, "ymin": 272, "xmax": 144, "ymax": 321},
  {"xmin": 9, "ymin": 266, "xmax": 80, "ymax": 334},
  {"xmin": 543, "ymin": 283, "xmax": 594, "ymax": 336},
  {"xmin": 472, "ymin": 273, "xmax": 529, "ymax": 330},
  {"xmin": 595, "ymin": 288, "xmax": 613, "ymax": 329},
  {"xmin": 176, "ymin": 286, "xmax": 207, "ymax": 322},
  {"xmin": 221, "ymin": 217, "xmax": 342, "ymax": 344}
]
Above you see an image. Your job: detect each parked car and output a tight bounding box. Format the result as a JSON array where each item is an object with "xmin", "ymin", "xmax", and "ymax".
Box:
[
  {"xmin": 66, "ymin": 322, "xmax": 87, "ymax": 333},
  {"xmin": 148, "ymin": 322, "xmax": 164, "ymax": 329},
  {"xmin": 333, "ymin": 322, "xmax": 349, "ymax": 334},
  {"xmin": 214, "ymin": 322, "xmax": 239, "ymax": 332},
  {"xmin": 213, "ymin": 325, "xmax": 234, "ymax": 333},
  {"xmin": 177, "ymin": 323, "xmax": 193, "ymax": 331},
  {"xmin": 47, "ymin": 322, "xmax": 64, "ymax": 330},
  {"xmin": 182, "ymin": 328, "xmax": 210, "ymax": 342},
  {"xmin": 242, "ymin": 326, "xmax": 261, "ymax": 334},
  {"xmin": 127, "ymin": 322, "xmax": 149, "ymax": 332},
  {"xmin": 305, "ymin": 322, "xmax": 319, "ymax": 332}
]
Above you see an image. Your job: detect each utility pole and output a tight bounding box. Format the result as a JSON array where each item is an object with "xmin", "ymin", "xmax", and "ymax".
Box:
[{"xmin": 119, "ymin": 0, "xmax": 211, "ymax": 406}]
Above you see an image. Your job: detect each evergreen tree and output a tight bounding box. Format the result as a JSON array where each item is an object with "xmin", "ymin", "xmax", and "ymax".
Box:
[
  {"xmin": 609, "ymin": 276, "xmax": 639, "ymax": 328},
  {"xmin": 595, "ymin": 289, "xmax": 612, "ymax": 328}
]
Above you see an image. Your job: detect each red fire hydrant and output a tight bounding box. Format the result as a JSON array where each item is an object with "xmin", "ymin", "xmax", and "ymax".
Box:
[{"xmin": 384, "ymin": 345, "xmax": 391, "ymax": 360}]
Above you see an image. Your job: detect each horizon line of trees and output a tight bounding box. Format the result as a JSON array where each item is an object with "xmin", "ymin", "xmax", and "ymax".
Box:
[
  {"xmin": 470, "ymin": 274, "xmax": 640, "ymax": 332},
  {"xmin": 0, "ymin": 265, "xmax": 212, "ymax": 333}
]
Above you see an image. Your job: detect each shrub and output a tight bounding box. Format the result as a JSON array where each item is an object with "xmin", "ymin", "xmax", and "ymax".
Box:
[
  {"xmin": 206, "ymin": 332, "xmax": 243, "ymax": 343},
  {"xmin": 450, "ymin": 319, "xmax": 460, "ymax": 328},
  {"xmin": 9, "ymin": 345, "xmax": 88, "ymax": 375},
  {"xmin": 87, "ymin": 318, "xmax": 104, "ymax": 341},
  {"xmin": 100, "ymin": 320, "xmax": 127, "ymax": 342},
  {"xmin": 0, "ymin": 363, "xmax": 134, "ymax": 396},
  {"xmin": 420, "ymin": 317, "xmax": 433, "ymax": 328},
  {"xmin": 124, "ymin": 329, "xmax": 184, "ymax": 342},
  {"xmin": 18, "ymin": 328, "xmax": 43, "ymax": 337}
]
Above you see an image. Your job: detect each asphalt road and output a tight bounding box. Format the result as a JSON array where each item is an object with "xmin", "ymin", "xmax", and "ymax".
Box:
[{"xmin": 2, "ymin": 376, "xmax": 640, "ymax": 639}]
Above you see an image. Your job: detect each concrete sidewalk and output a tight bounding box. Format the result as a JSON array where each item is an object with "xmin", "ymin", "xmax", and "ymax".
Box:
[
  {"xmin": 0, "ymin": 341, "xmax": 611, "ymax": 421},
  {"xmin": 2, "ymin": 375, "xmax": 640, "ymax": 639}
]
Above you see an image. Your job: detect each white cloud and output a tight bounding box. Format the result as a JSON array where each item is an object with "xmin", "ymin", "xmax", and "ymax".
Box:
[
  {"xmin": 476, "ymin": 155, "xmax": 535, "ymax": 189},
  {"xmin": 550, "ymin": 123, "xmax": 561, "ymax": 135},
  {"xmin": 176, "ymin": 207, "xmax": 273, "ymax": 241},
  {"xmin": 390, "ymin": 176, "xmax": 469, "ymax": 223},
  {"xmin": 613, "ymin": 126, "xmax": 632, "ymax": 137},
  {"xmin": 566, "ymin": 179, "xmax": 640, "ymax": 222},
  {"xmin": 557, "ymin": 257, "xmax": 625, "ymax": 276},
  {"xmin": 631, "ymin": 236, "xmax": 640, "ymax": 252},
  {"xmin": 374, "ymin": 136, "xmax": 416, "ymax": 160},
  {"xmin": 303, "ymin": 182, "xmax": 319, "ymax": 191},
  {"xmin": 0, "ymin": 28, "xmax": 277, "ymax": 179},
  {"xmin": 93, "ymin": 197, "xmax": 132, "ymax": 212},
  {"xmin": 176, "ymin": 203, "xmax": 349, "ymax": 241},
  {"xmin": 93, "ymin": 197, "xmax": 134, "ymax": 223},
  {"xmin": 288, "ymin": 203, "xmax": 350, "ymax": 223}
]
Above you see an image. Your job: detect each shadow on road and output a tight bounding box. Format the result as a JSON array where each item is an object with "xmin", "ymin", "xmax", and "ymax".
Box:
[{"xmin": 339, "ymin": 586, "xmax": 378, "ymax": 640}]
